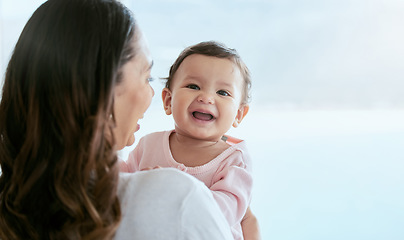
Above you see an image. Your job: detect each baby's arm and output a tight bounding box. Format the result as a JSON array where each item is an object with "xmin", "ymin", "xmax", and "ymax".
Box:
[
  {"xmin": 241, "ymin": 207, "xmax": 261, "ymax": 240},
  {"xmin": 210, "ymin": 159, "xmax": 253, "ymax": 230}
]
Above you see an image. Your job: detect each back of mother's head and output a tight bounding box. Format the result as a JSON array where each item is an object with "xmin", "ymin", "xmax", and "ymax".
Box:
[{"xmin": 0, "ymin": 0, "xmax": 137, "ymax": 238}]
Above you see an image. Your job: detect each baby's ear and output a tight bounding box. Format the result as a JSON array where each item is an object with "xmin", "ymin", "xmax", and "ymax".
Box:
[
  {"xmin": 232, "ymin": 104, "xmax": 249, "ymax": 128},
  {"xmin": 162, "ymin": 88, "xmax": 173, "ymax": 115}
]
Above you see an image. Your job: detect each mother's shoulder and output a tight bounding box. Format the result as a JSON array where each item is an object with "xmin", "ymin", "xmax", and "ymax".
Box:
[{"xmin": 118, "ymin": 168, "xmax": 206, "ymax": 199}]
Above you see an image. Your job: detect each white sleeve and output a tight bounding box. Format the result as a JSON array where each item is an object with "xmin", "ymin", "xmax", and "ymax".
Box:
[{"xmin": 115, "ymin": 168, "xmax": 233, "ymax": 240}]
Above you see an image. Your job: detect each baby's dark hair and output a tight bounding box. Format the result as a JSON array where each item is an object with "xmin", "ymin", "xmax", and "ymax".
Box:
[{"xmin": 165, "ymin": 41, "xmax": 251, "ymax": 104}]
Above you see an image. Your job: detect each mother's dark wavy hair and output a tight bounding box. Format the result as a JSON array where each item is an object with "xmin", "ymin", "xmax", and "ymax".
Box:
[{"xmin": 0, "ymin": 0, "xmax": 136, "ymax": 238}]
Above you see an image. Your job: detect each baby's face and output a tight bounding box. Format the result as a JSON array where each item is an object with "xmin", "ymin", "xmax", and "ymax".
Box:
[{"xmin": 163, "ymin": 54, "xmax": 247, "ymax": 142}]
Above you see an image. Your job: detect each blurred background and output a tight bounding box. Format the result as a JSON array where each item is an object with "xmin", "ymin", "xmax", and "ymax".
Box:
[{"xmin": 1, "ymin": 0, "xmax": 403, "ymax": 239}]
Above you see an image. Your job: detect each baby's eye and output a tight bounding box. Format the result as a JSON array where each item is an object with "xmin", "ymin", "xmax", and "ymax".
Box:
[
  {"xmin": 186, "ymin": 84, "xmax": 200, "ymax": 90},
  {"xmin": 217, "ymin": 90, "xmax": 230, "ymax": 96},
  {"xmin": 147, "ymin": 77, "xmax": 154, "ymax": 82}
]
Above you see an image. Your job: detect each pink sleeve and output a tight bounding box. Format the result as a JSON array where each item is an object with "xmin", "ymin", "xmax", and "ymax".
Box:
[
  {"xmin": 210, "ymin": 151, "xmax": 253, "ymax": 228},
  {"xmin": 119, "ymin": 158, "xmax": 130, "ymax": 172},
  {"xmin": 124, "ymin": 139, "xmax": 144, "ymax": 173},
  {"xmin": 122, "ymin": 132, "xmax": 169, "ymax": 173}
]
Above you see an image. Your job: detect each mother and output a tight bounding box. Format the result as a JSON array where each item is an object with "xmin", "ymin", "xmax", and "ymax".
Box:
[{"xmin": 0, "ymin": 0, "xmax": 258, "ymax": 239}]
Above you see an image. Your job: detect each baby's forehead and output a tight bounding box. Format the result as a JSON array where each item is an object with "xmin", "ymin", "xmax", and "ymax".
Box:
[
  {"xmin": 180, "ymin": 54, "xmax": 240, "ymax": 73},
  {"xmin": 180, "ymin": 57, "xmax": 242, "ymax": 79}
]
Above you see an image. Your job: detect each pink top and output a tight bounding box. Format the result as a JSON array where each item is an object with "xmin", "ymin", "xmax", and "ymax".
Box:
[{"xmin": 120, "ymin": 130, "xmax": 253, "ymax": 240}]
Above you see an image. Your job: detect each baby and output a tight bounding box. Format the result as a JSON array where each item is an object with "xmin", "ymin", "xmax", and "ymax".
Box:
[{"xmin": 121, "ymin": 41, "xmax": 253, "ymax": 239}]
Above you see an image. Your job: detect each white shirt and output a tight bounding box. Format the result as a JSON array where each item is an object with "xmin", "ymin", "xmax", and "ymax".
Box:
[{"xmin": 115, "ymin": 168, "xmax": 233, "ymax": 240}]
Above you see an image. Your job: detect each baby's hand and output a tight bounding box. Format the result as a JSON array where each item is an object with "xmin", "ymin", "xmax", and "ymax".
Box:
[{"xmin": 140, "ymin": 166, "xmax": 162, "ymax": 171}]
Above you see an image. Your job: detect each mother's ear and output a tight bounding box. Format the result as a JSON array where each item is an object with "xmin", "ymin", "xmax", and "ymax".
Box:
[
  {"xmin": 162, "ymin": 88, "xmax": 173, "ymax": 115},
  {"xmin": 232, "ymin": 104, "xmax": 249, "ymax": 128}
]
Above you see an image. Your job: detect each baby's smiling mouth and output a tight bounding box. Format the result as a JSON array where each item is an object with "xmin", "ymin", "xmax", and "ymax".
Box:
[{"xmin": 192, "ymin": 111, "xmax": 214, "ymax": 121}]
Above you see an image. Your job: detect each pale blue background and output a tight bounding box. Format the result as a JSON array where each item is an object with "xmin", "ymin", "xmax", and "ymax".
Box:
[{"xmin": 1, "ymin": 1, "xmax": 404, "ymax": 239}]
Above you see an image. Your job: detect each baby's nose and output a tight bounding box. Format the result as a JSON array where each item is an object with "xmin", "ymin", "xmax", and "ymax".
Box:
[{"xmin": 197, "ymin": 93, "xmax": 214, "ymax": 104}]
